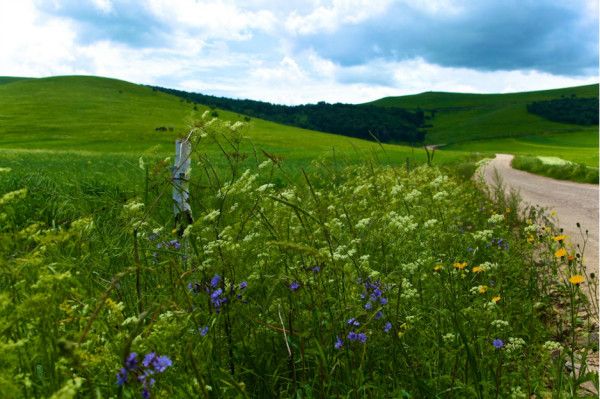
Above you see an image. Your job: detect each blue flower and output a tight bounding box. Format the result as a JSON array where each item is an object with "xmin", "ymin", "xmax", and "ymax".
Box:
[
  {"xmin": 154, "ymin": 356, "xmax": 172, "ymax": 373},
  {"xmin": 493, "ymin": 339, "xmax": 504, "ymax": 349},
  {"xmin": 116, "ymin": 368, "xmax": 128, "ymax": 386},
  {"xmin": 169, "ymin": 239, "xmax": 181, "ymax": 250},
  {"xmin": 312, "ymin": 266, "xmax": 321, "ymax": 273},
  {"xmin": 334, "ymin": 336, "xmax": 343, "ymax": 350},
  {"xmin": 289, "ymin": 281, "xmax": 300, "ymax": 291},
  {"xmin": 347, "ymin": 318, "xmax": 360, "ymax": 327},
  {"xmin": 143, "ymin": 353, "xmax": 156, "ymax": 368},
  {"xmin": 125, "ymin": 352, "xmax": 138, "ymax": 369},
  {"xmin": 347, "ymin": 331, "xmax": 367, "ymax": 344},
  {"xmin": 199, "ymin": 326, "xmax": 209, "ymax": 336},
  {"xmin": 364, "ymin": 302, "xmax": 372, "ymax": 310},
  {"xmin": 379, "ymin": 297, "xmax": 388, "ymax": 305},
  {"xmin": 384, "ymin": 322, "xmax": 392, "ymax": 333},
  {"xmin": 239, "ymin": 281, "xmax": 248, "ymax": 289},
  {"xmin": 210, "ymin": 274, "xmax": 221, "ymax": 288}
]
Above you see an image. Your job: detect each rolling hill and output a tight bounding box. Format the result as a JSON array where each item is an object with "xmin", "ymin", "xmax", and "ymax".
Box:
[
  {"xmin": 370, "ymin": 84, "xmax": 599, "ymax": 167},
  {"xmin": 0, "ymin": 76, "xmax": 445, "ymax": 168}
]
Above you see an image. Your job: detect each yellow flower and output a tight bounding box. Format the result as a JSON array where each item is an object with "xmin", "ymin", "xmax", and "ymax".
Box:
[
  {"xmin": 453, "ymin": 262, "xmax": 467, "ymax": 270},
  {"xmin": 478, "ymin": 285, "xmax": 488, "ymax": 294},
  {"xmin": 553, "ymin": 235, "xmax": 566, "ymax": 242},
  {"xmin": 434, "ymin": 264, "xmax": 443, "ymax": 272},
  {"xmin": 527, "ymin": 235, "xmax": 535, "ymax": 244},
  {"xmin": 492, "ymin": 295, "xmax": 501, "ymax": 303},
  {"xmin": 505, "ymin": 207, "xmax": 511, "ymax": 213},
  {"xmin": 555, "ymin": 247, "xmax": 567, "ymax": 258},
  {"xmin": 472, "ymin": 266, "xmax": 483, "ymax": 273},
  {"xmin": 568, "ymin": 275, "xmax": 585, "ymax": 285}
]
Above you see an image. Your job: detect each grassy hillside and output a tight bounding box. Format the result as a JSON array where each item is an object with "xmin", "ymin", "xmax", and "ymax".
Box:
[
  {"xmin": 371, "ymin": 84, "xmax": 598, "ymax": 143},
  {"xmin": 0, "ymin": 76, "xmax": 460, "ymax": 166}
]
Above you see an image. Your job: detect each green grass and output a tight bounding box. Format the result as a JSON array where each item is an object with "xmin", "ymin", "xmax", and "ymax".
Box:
[
  {"xmin": 371, "ymin": 84, "xmax": 598, "ymax": 144},
  {"xmin": 445, "ymin": 130, "xmax": 599, "ymax": 168},
  {"xmin": 511, "ymin": 155, "xmax": 599, "ymax": 184}
]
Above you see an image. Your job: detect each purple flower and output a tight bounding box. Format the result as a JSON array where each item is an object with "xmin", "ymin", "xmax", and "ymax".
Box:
[
  {"xmin": 125, "ymin": 352, "xmax": 138, "ymax": 369},
  {"xmin": 347, "ymin": 318, "xmax": 360, "ymax": 327},
  {"xmin": 239, "ymin": 281, "xmax": 248, "ymax": 289},
  {"xmin": 379, "ymin": 297, "xmax": 388, "ymax": 305},
  {"xmin": 289, "ymin": 281, "xmax": 300, "ymax": 291},
  {"xmin": 143, "ymin": 353, "xmax": 156, "ymax": 368},
  {"xmin": 200, "ymin": 326, "xmax": 209, "ymax": 336},
  {"xmin": 154, "ymin": 356, "xmax": 172, "ymax": 373},
  {"xmin": 375, "ymin": 311, "xmax": 383, "ymax": 320},
  {"xmin": 347, "ymin": 331, "xmax": 367, "ymax": 344},
  {"xmin": 384, "ymin": 322, "xmax": 392, "ymax": 333},
  {"xmin": 210, "ymin": 274, "xmax": 221, "ymax": 288},
  {"xmin": 169, "ymin": 239, "xmax": 181, "ymax": 250},
  {"xmin": 116, "ymin": 368, "xmax": 128, "ymax": 386},
  {"xmin": 364, "ymin": 302, "xmax": 373, "ymax": 310},
  {"xmin": 493, "ymin": 339, "xmax": 504, "ymax": 349},
  {"xmin": 312, "ymin": 266, "xmax": 321, "ymax": 273},
  {"xmin": 335, "ymin": 336, "xmax": 343, "ymax": 350},
  {"xmin": 142, "ymin": 387, "xmax": 151, "ymax": 399}
]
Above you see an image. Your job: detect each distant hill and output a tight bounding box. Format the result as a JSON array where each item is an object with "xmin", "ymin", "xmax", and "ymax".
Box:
[
  {"xmin": 0, "ymin": 76, "xmax": 31, "ymax": 85},
  {"xmin": 150, "ymin": 86, "xmax": 427, "ymax": 143},
  {"xmin": 370, "ymin": 84, "xmax": 599, "ymax": 144}
]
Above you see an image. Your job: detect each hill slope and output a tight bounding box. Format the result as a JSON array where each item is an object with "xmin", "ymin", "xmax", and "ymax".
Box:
[
  {"xmin": 371, "ymin": 84, "xmax": 599, "ymax": 144},
  {"xmin": 0, "ymin": 76, "xmax": 440, "ymax": 166}
]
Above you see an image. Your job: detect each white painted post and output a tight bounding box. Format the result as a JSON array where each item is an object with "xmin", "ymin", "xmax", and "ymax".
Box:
[{"xmin": 173, "ymin": 138, "xmax": 192, "ymax": 226}]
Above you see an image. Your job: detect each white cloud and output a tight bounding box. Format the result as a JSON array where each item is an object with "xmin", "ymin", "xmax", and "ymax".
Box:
[
  {"xmin": 285, "ymin": 0, "xmax": 391, "ymax": 35},
  {"xmin": 147, "ymin": 0, "xmax": 277, "ymax": 40}
]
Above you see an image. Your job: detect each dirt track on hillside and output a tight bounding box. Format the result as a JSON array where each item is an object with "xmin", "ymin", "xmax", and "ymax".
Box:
[{"xmin": 479, "ymin": 154, "xmax": 599, "ymax": 278}]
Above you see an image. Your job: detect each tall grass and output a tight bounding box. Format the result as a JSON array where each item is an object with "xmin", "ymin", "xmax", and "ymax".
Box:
[
  {"xmin": 512, "ymin": 156, "xmax": 599, "ymax": 184},
  {"xmin": 0, "ymin": 117, "xmax": 597, "ymax": 398}
]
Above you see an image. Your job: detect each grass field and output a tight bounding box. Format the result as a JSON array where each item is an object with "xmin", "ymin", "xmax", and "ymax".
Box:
[{"xmin": 371, "ymin": 84, "xmax": 598, "ymax": 144}]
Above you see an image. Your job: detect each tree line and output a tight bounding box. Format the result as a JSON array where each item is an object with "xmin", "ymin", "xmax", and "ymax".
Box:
[
  {"xmin": 527, "ymin": 96, "xmax": 598, "ymax": 126},
  {"xmin": 150, "ymin": 86, "xmax": 427, "ymax": 143}
]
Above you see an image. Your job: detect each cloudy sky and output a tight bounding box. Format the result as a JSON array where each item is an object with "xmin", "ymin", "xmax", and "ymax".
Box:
[{"xmin": 0, "ymin": 0, "xmax": 598, "ymax": 104}]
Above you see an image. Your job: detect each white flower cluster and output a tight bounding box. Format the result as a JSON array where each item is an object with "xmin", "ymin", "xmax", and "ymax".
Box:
[
  {"xmin": 472, "ymin": 229, "xmax": 493, "ymax": 242},
  {"xmin": 404, "ymin": 189, "xmax": 421, "ymax": 203},
  {"xmin": 490, "ymin": 320, "xmax": 509, "ymax": 329},
  {"xmin": 542, "ymin": 340, "xmax": 563, "ymax": 353},
  {"xmin": 505, "ymin": 337, "xmax": 526, "ymax": 355},
  {"xmin": 488, "ymin": 214, "xmax": 504, "ymax": 224}
]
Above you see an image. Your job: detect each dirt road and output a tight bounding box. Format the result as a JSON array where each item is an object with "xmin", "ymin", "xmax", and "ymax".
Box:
[{"xmin": 480, "ymin": 154, "xmax": 599, "ymax": 276}]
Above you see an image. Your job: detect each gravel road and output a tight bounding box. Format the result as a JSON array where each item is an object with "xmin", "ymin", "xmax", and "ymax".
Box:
[{"xmin": 479, "ymin": 154, "xmax": 599, "ymax": 276}]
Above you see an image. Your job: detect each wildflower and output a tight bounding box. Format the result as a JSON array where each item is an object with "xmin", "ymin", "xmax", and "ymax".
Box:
[
  {"xmin": 168, "ymin": 239, "xmax": 180, "ymax": 250},
  {"xmin": 453, "ymin": 262, "xmax": 467, "ymax": 270},
  {"xmin": 553, "ymin": 235, "xmax": 566, "ymax": 242},
  {"xmin": 334, "ymin": 336, "xmax": 343, "ymax": 350},
  {"xmin": 375, "ymin": 311, "xmax": 383, "ymax": 320},
  {"xmin": 239, "ymin": 281, "xmax": 248, "ymax": 289},
  {"xmin": 289, "ymin": 281, "xmax": 300, "ymax": 291},
  {"xmin": 568, "ymin": 274, "xmax": 585, "ymax": 285},
  {"xmin": 493, "ymin": 339, "xmax": 504, "ymax": 349},
  {"xmin": 478, "ymin": 285, "xmax": 488, "ymax": 294},
  {"xmin": 364, "ymin": 302, "xmax": 373, "ymax": 310},
  {"xmin": 555, "ymin": 247, "xmax": 567, "ymax": 258},
  {"xmin": 434, "ymin": 264, "xmax": 443, "ymax": 272},
  {"xmin": 348, "ymin": 331, "xmax": 367, "ymax": 343},
  {"xmin": 116, "ymin": 368, "xmax": 128, "ymax": 386},
  {"xmin": 347, "ymin": 318, "xmax": 360, "ymax": 327},
  {"xmin": 384, "ymin": 322, "xmax": 392, "ymax": 333},
  {"xmin": 210, "ymin": 274, "xmax": 221, "ymax": 288},
  {"xmin": 311, "ymin": 266, "xmax": 321, "ymax": 273},
  {"xmin": 492, "ymin": 295, "xmax": 501, "ymax": 303},
  {"xmin": 472, "ymin": 266, "xmax": 483, "ymax": 273},
  {"xmin": 199, "ymin": 326, "xmax": 209, "ymax": 336}
]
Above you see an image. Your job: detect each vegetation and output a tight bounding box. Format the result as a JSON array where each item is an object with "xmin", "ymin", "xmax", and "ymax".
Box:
[
  {"xmin": 370, "ymin": 84, "xmax": 599, "ymax": 145},
  {"xmin": 512, "ymin": 156, "xmax": 599, "ymax": 184},
  {"xmin": 151, "ymin": 86, "xmax": 426, "ymax": 143},
  {"xmin": 0, "ymin": 117, "xmax": 597, "ymax": 398},
  {"xmin": 527, "ymin": 97, "xmax": 599, "ymax": 126}
]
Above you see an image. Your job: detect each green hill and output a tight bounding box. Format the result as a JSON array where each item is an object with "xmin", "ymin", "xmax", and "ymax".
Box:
[
  {"xmin": 371, "ymin": 84, "xmax": 598, "ymax": 143},
  {"xmin": 0, "ymin": 76, "xmax": 449, "ymax": 168}
]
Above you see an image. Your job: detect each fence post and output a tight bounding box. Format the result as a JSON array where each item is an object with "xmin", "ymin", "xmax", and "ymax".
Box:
[{"xmin": 173, "ymin": 138, "xmax": 193, "ymax": 235}]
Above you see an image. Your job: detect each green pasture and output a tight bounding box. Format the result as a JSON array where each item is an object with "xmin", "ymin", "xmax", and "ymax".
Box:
[{"xmin": 371, "ymin": 84, "xmax": 598, "ymax": 145}]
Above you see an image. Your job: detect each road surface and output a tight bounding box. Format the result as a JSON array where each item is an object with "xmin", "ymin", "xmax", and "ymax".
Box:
[{"xmin": 480, "ymin": 154, "xmax": 599, "ymax": 277}]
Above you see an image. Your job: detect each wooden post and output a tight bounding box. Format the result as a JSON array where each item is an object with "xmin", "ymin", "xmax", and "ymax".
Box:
[{"xmin": 173, "ymin": 138, "xmax": 193, "ymax": 235}]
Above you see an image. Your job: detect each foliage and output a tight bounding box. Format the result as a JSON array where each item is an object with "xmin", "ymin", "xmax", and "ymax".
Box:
[
  {"xmin": 151, "ymin": 86, "xmax": 427, "ymax": 143},
  {"xmin": 527, "ymin": 97, "xmax": 599, "ymax": 126},
  {"xmin": 512, "ymin": 156, "xmax": 599, "ymax": 184},
  {"xmin": 0, "ymin": 117, "xmax": 597, "ymax": 398}
]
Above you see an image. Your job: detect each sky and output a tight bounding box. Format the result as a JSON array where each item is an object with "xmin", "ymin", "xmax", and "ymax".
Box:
[{"xmin": 0, "ymin": 0, "xmax": 598, "ymax": 104}]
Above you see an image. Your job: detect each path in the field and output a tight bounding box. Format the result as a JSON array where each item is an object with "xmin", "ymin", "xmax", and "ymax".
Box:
[{"xmin": 480, "ymin": 154, "xmax": 598, "ymax": 281}]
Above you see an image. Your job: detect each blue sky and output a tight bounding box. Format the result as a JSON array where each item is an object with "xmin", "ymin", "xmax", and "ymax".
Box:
[{"xmin": 0, "ymin": 0, "xmax": 597, "ymax": 104}]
